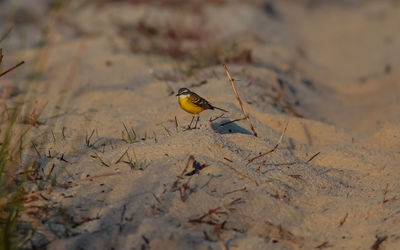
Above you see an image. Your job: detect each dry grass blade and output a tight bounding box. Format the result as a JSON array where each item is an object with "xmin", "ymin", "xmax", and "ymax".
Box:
[
  {"xmin": 223, "ymin": 64, "xmax": 257, "ymax": 137},
  {"xmin": 189, "ymin": 198, "xmax": 242, "ymax": 225},
  {"xmin": 122, "ymin": 122, "xmax": 137, "ymax": 143},
  {"xmin": 171, "ymin": 155, "xmax": 195, "ymax": 202},
  {"xmin": 0, "ymin": 25, "xmax": 13, "ymax": 43},
  {"xmin": 248, "ymin": 122, "xmax": 288, "ymax": 164},
  {"xmin": 85, "ymin": 129, "xmax": 96, "ymax": 147},
  {"xmin": 172, "ymin": 155, "xmax": 195, "ymax": 189},
  {"xmin": 115, "ymin": 148, "xmax": 129, "ymax": 164},
  {"xmin": 365, "ymin": 187, "xmax": 400, "ymax": 220},
  {"xmin": 222, "ymin": 162, "xmax": 258, "ymax": 186},
  {"xmin": 24, "ymin": 171, "xmax": 126, "ymax": 200},
  {"xmin": 0, "ymin": 61, "xmax": 25, "ymax": 78},
  {"xmin": 338, "ymin": 213, "xmax": 348, "ymax": 227},
  {"xmin": 91, "ymin": 153, "xmax": 110, "ymax": 167},
  {"xmin": 215, "ymin": 223, "xmax": 227, "ymax": 250},
  {"xmin": 371, "ymin": 235, "xmax": 388, "ymax": 250},
  {"xmin": 174, "ymin": 116, "xmax": 179, "ymax": 132},
  {"xmin": 220, "ymin": 117, "xmax": 246, "ymax": 126},
  {"xmin": 152, "ymin": 193, "xmax": 161, "ymax": 204},
  {"xmin": 223, "ymin": 187, "xmax": 246, "ymax": 195},
  {"xmin": 307, "ymin": 152, "xmax": 320, "ymax": 163}
]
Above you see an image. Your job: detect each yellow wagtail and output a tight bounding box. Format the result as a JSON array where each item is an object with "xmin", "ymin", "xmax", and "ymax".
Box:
[{"xmin": 176, "ymin": 88, "xmax": 227, "ymax": 129}]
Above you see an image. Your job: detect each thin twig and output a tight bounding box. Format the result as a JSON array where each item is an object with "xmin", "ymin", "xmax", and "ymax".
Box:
[
  {"xmin": 0, "ymin": 26, "xmax": 13, "ymax": 43},
  {"xmin": 189, "ymin": 198, "xmax": 242, "ymax": 224},
  {"xmin": 25, "ymin": 171, "xmax": 126, "ymax": 200},
  {"xmin": 222, "ymin": 163, "xmax": 258, "ymax": 186},
  {"xmin": 171, "ymin": 156, "xmax": 195, "ymax": 202},
  {"xmin": 209, "ymin": 113, "xmax": 226, "ymax": 122},
  {"xmin": 50, "ymin": 129, "xmax": 56, "ymax": 142},
  {"xmin": 248, "ymin": 122, "xmax": 288, "ymax": 164},
  {"xmin": 93, "ymin": 153, "xmax": 110, "ymax": 167},
  {"xmin": 220, "ymin": 117, "xmax": 246, "ymax": 126},
  {"xmin": 365, "ymin": 184, "xmax": 400, "ymax": 219},
  {"xmin": 0, "ymin": 61, "xmax": 25, "ymax": 77},
  {"xmin": 161, "ymin": 125, "xmax": 171, "ymax": 136},
  {"xmin": 255, "ymin": 160, "xmax": 266, "ymax": 172},
  {"xmin": 371, "ymin": 235, "xmax": 388, "ymax": 250},
  {"xmin": 223, "ymin": 187, "xmax": 246, "ymax": 195},
  {"xmin": 338, "ymin": 213, "xmax": 348, "ymax": 227},
  {"xmin": 62, "ymin": 126, "xmax": 66, "ymax": 140},
  {"xmin": 223, "ymin": 64, "xmax": 257, "ymax": 136},
  {"xmin": 172, "ymin": 155, "xmax": 195, "ymax": 189},
  {"xmin": 31, "ymin": 141, "xmax": 41, "ymax": 158},
  {"xmin": 215, "ymin": 223, "xmax": 227, "ymax": 250},
  {"xmin": 47, "ymin": 164, "xmax": 56, "ymax": 180},
  {"xmin": 174, "ymin": 116, "xmax": 179, "ymax": 132},
  {"xmin": 59, "ymin": 153, "xmax": 68, "ymax": 163},
  {"xmin": 307, "ymin": 152, "xmax": 320, "ymax": 163},
  {"xmin": 152, "ymin": 193, "xmax": 161, "ymax": 204},
  {"xmin": 115, "ymin": 148, "xmax": 129, "ymax": 164},
  {"xmin": 153, "ymin": 131, "xmax": 158, "ymax": 143},
  {"xmin": 316, "ymin": 242, "xmax": 331, "ymax": 249},
  {"xmin": 223, "ymin": 157, "xmax": 233, "ymax": 162}
]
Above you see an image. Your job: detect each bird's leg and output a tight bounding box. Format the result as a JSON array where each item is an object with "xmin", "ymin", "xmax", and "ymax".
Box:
[
  {"xmin": 188, "ymin": 116, "xmax": 195, "ymax": 129},
  {"xmin": 194, "ymin": 115, "xmax": 200, "ymax": 129}
]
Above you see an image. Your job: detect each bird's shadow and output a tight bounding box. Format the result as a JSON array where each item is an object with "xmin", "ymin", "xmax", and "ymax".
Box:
[{"xmin": 211, "ymin": 119, "xmax": 252, "ymax": 135}]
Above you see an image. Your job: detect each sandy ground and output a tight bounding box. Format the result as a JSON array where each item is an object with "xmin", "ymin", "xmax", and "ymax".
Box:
[{"xmin": 1, "ymin": 0, "xmax": 400, "ymax": 249}]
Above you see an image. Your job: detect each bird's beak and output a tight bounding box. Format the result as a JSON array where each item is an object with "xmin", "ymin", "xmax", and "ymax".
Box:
[{"xmin": 176, "ymin": 93, "xmax": 180, "ymax": 96}]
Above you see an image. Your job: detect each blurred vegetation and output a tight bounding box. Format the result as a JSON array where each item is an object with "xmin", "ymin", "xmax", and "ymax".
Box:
[
  {"xmin": 0, "ymin": 33, "xmax": 29, "ymax": 249},
  {"xmin": 119, "ymin": 20, "xmax": 252, "ymax": 76}
]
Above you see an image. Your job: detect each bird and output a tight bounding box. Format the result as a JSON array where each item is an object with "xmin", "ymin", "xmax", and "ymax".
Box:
[{"xmin": 176, "ymin": 88, "xmax": 227, "ymax": 129}]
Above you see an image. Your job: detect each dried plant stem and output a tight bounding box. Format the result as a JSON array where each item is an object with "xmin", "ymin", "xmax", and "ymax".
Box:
[
  {"xmin": 223, "ymin": 187, "xmax": 246, "ymax": 195},
  {"xmin": 0, "ymin": 61, "xmax": 25, "ymax": 78},
  {"xmin": 222, "ymin": 163, "xmax": 258, "ymax": 186},
  {"xmin": 171, "ymin": 155, "xmax": 195, "ymax": 202},
  {"xmin": 24, "ymin": 171, "xmax": 126, "ymax": 201},
  {"xmin": 220, "ymin": 117, "xmax": 246, "ymax": 126},
  {"xmin": 223, "ymin": 64, "xmax": 257, "ymax": 137},
  {"xmin": 365, "ymin": 184, "xmax": 400, "ymax": 219},
  {"xmin": 338, "ymin": 213, "xmax": 348, "ymax": 227},
  {"xmin": 248, "ymin": 122, "xmax": 288, "ymax": 164},
  {"xmin": 216, "ymin": 227, "xmax": 227, "ymax": 250},
  {"xmin": 307, "ymin": 152, "xmax": 320, "ymax": 163}
]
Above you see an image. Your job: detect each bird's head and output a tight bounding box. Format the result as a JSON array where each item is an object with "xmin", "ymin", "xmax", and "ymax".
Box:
[{"xmin": 176, "ymin": 88, "xmax": 192, "ymax": 97}]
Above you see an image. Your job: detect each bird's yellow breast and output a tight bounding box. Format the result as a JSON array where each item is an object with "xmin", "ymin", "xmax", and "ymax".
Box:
[{"xmin": 178, "ymin": 97, "xmax": 205, "ymax": 114}]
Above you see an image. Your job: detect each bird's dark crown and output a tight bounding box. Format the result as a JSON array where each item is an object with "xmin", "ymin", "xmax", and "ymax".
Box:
[{"xmin": 176, "ymin": 88, "xmax": 192, "ymax": 96}]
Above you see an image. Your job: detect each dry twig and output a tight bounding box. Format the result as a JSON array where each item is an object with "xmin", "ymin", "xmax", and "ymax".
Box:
[
  {"xmin": 223, "ymin": 64, "xmax": 257, "ymax": 136},
  {"xmin": 171, "ymin": 155, "xmax": 195, "ymax": 202},
  {"xmin": 222, "ymin": 163, "xmax": 258, "ymax": 186},
  {"xmin": 24, "ymin": 171, "xmax": 126, "ymax": 201},
  {"xmin": 338, "ymin": 213, "xmax": 348, "ymax": 227},
  {"xmin": 0, "ymin": 61, "xmax": 25, "ymax": 78},
  {"xmin": 307, "ymin": 152, "xmax": 320, "ymax": 163},
  {"xmin": 371, "ymin": 235, "xmax": 388, "ymax": 250},
  {"xmin": 248, "ymin": 122, "xmax": 288, "ymax": 164},
  {"xmin": 189, "ymin": 198, "xmax": 242, "ymax": 225},
  {"xmin": 223, "ymin": 187, "xmax": 246, "ymax": 196},
  {"xmin": 365, "ymin": 184, "xmax": 400, "ymax": 219}
]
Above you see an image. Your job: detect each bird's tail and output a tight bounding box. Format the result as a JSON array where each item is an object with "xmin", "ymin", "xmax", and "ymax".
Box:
[{"xmin": 212, "ymin": 106, "xmax": 228, "ymax": 112}]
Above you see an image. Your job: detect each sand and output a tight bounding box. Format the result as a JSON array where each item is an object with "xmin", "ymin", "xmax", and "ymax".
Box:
[{"xmin": 1, "ymin": 0, "xmax": 400, "ymax": 249}]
